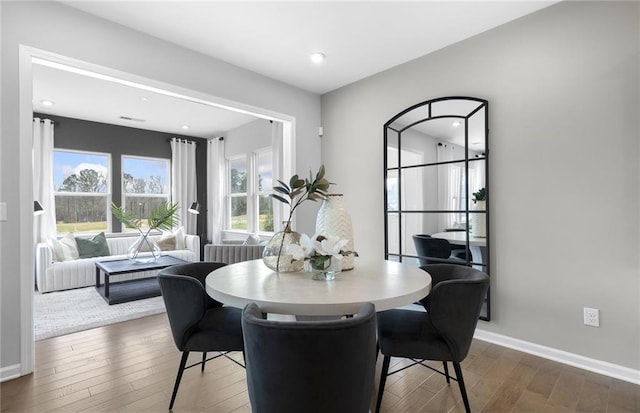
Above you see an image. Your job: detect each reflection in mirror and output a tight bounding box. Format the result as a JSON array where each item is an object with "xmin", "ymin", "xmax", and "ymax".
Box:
[{"xmin": 384, "ymin": 97, "xmax": 490, "ymax": 320}]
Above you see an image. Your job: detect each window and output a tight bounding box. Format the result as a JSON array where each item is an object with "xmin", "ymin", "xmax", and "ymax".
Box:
[
  {"xmin": 121, "ymin": 155, "xmax": 171, "ymax": 232},
  {"xmin": 256, "ymin": 150, "xmax": 274, "ymax": 232},
  {"xmin": 229, "ymin": 156, "xmax": 248, "ymax": 230},
  {"xmin": 53, "ymin": 150, "xmax": 110, "ymax": 234},
  {"xmin": 228, "ymin": 149, "xmax": 274, "ymax": 234}
]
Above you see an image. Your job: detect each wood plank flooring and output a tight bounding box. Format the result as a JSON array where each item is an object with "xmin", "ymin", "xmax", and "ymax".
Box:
[{"xmin": 1, "ymin": 313, "xmax": 638, "ymax": 412}]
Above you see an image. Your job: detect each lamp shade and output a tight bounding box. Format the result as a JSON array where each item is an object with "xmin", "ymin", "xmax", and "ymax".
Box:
[
  {"xmin": 188, "ymin": 201, "xmax": 200, "ymax": 215},
  {"xmin": 34, "ymin": 201, "xmax": 44, "ymax": 216}
]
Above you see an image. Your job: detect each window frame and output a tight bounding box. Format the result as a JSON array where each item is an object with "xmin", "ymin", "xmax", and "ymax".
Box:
[
  {"xmin": 53, "ymin": 148, "xmax": 112, "ymax": 235},
  {"xmin": 120, "ymin": 154, "xmax": 171, "ymax": 233},
  {"xmin": 225, "ymin": 147, "xmax": 274, "ymax": 237}
]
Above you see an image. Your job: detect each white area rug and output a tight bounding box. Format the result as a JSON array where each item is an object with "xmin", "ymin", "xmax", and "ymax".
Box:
[{"xmin": 34, "ymin": 287, "xmax": 166, "ymax": 341}]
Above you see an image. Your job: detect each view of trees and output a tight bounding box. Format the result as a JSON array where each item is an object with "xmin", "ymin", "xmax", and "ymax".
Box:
[
  {"xmin": 230, "ymin": 167, "xmax": 273, "ymax": 232},
  {"xmin": 123, "ymin": 172, "xmax": 165, "ymax": 194},
  {"xmin": 55, "ymin": 169, "xmax": 109, "ymax": 228},
  {"xmin": 55, "ymin": 168, "xmax": 168, "ymax": 233}
]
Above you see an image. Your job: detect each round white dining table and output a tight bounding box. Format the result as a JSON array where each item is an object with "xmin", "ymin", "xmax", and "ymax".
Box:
[{"xmin": 205, "ymin": 258, "xmax": 432, "ymax": 316}]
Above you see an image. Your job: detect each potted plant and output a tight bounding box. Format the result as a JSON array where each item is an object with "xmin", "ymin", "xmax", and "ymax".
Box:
[
  {"xmin": 263, "ymin": 165, "xmax": 332, "ymax": 272},
  {"xmin": 471, "ymin": 187, "xmax": 486, "ymax": 237},
  {"xmin": 472, "ymin": 187, "xmax": 486, "ymax": 204},
  {"xmin": 111, "ymin": 201, "xmax": 180, "ymax": 263}
]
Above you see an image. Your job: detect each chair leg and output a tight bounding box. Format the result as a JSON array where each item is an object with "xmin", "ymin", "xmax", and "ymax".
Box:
[
  {"xmin": 375, "ymin": 355, "xmax": 391, "ymax": 413},
  {"xmin": 443, "ymin": 361, "xmax": 450, "ymax": 383},
  {"xmin": 201, "ymin": 352, "xmax": 207, "ymax": 372},
  {"xmin": 453, "ymin": 361, "xmax": 471, "ymax": 413},
  {"xmin": 169, "ymin": 351, "xmax": 189, "ymax": 410}
]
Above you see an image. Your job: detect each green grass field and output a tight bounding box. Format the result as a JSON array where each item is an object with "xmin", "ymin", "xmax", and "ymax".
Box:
[{"xmin": 57, "ymin": 221, "xmax": 107, "ymax": 234}]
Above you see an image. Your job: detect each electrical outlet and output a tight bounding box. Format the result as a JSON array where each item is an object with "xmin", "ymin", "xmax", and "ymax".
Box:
[{"xmin": 584, "ymin": 307, "xmax": 600, "ymax": 327}]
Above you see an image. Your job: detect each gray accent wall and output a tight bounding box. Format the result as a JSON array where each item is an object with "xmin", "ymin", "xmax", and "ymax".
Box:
[
  {"xmin": 35, "ymin": 113, "xmax": 208, "ymax": 242},
  {"xmin": 1, "ymin": 1, "xmax": 321, "ymax": 376},
  {"xmin": 321, "ymin": 1, "xmax": 639, "ymax": 370}
]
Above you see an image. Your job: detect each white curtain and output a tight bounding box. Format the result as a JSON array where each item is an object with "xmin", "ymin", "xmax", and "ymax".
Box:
[
  {"xmin": 207, "ymin": 137, "xmax": 226, "ymax": 243},
  {"xmin": 271, "ymin": 121, "xmax": 284, "ymax": 228},
  {"xmin": 436, "ymin": 143, "xmax": 460, "ymax": 230},
  {"xmin": 33, "ymin": 118, "xmax": 57, "ymax": 243},
  {"xmin": 170, "ymin": 138, "xmax": 197, "ymax": 235}
]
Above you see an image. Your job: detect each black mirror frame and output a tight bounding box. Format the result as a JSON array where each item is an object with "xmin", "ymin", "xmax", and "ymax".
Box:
[{"xmin": 383, "ymin": 96, "xmax": 491, "ymax": 321}]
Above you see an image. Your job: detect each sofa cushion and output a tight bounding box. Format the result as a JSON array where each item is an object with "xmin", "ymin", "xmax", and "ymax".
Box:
[
  {"xmin": 49, "ymin": 233, "xmax": 80, "ymax": 262},
  {"xmin": 156, "ymin": 235, "xmax": 177, "ymax": 251},
  {"xmin": 75, "ymin": 232, "xmax": 111, "ymax": 258}
]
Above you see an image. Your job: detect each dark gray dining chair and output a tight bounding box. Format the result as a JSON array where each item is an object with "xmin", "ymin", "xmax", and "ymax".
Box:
[
  {"xmin": 413, "ymin": 234, "xmax": 466, "ymax": 265},
  {"xmin": 157, "ymin": 262, "xmax": 244, "ymax": 410},
  {"xmin": 375, "ymin": 264, "xmax": 489, "ymax": 413},
  {"xmin": 242, "ymin": 302, "xmax": 378, "ymax": 413}
]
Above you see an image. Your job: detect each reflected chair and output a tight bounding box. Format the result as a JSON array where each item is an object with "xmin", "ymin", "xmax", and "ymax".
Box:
[
  {"xmin": 375, "ymin": 264, "xmax": 490, "ymax": 413},
  {"xmin": 412, "ymin": 234, "xmax": 464, "ymax": 265},
  {"xmin": 242, "ymin": 302, "xmax": 377, "ymax": 413},
  {"xmin": 158, "ymin": 262, "xmax": 245, "ymax": 410}
]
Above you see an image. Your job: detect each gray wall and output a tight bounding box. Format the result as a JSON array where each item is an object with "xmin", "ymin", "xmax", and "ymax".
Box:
[
  {"xmin": 1, "ymin": 1, "xmax": 321, "ymax": 374},
  {"xmin": 225, "ymin": 119, "xmax": 273, "ymax": 158},
  {"xmin": 36, "ymin": 113, "xmax": 208, "ymax": 246},
  {"xmin": 322, "ymin": 1, "xmax": 640, "ymax": 369}
]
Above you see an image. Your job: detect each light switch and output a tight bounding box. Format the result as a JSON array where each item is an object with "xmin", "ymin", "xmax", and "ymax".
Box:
[{"xmin": 0, "ymin": 202, "xmax": 6, "ymax": 221}]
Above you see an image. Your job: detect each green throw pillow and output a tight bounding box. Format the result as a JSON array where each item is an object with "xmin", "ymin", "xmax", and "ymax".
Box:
[{"xmin": 76, "ymin": 232, "xmax": 111, "ymax": 259}]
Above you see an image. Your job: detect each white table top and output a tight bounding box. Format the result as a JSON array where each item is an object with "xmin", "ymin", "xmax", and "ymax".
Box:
[
  {"xmin": 431, "ymin": 231, "xmax": 487, "ymax": 247},
  {"xmin": 205, "ymin": 258, "xmax": 432, "ymax": 316}
]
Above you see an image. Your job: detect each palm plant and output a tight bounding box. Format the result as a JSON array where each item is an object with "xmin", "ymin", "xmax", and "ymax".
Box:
[{"xmin": 111, "ymin": 201, "xmax": 180, "ymax": 259}]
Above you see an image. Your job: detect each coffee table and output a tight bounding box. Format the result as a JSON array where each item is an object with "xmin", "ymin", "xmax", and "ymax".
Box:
[{"xmin": 95, "ymin": 255, "xmax": 187, "ymax": 305}]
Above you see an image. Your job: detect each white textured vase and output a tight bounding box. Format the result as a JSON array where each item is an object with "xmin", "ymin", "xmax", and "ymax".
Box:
[
  {"xmin": 471, "ymin": 200, "xmax": 487, "ymax": 238},
  {"xmin": 315, "ymin": 194, "xmax": 355, "ymax": 270}
]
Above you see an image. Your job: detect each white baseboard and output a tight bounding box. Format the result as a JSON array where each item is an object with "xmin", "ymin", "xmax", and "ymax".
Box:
[
  {"xmin": 0, "ymin": 364, "xmax": 22, "ymax": 383},
  {"xmin": 474, "ymin": 329, "xmax": 640, "ymax": 385}
]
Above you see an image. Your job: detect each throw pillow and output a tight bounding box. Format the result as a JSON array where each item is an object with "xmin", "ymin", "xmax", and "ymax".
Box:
[
  {"xmin": 161, "ymin": 227, "xmax": 185, "ymax": 250},
  {"xmin": 243, "ymin": 234, "xmax": 261, "ymax": 245},
  {"xmin": 156, "ymin": 234, "xmax": 177, "ymax": 251},
  {"xmin": 75, "ymin": 232, "xmax": 111, "ymax": 259},
  {"xmin": 49, "ymin": 233, "xmax": 80, "ymax": 262}
]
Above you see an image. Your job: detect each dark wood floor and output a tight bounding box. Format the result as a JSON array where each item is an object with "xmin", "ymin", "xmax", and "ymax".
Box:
[{"xmin": 1, "ymin": 313, "xmax": 638, "ymax": 412}]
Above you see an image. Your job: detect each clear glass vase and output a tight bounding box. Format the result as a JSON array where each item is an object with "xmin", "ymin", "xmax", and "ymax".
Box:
[
  {"xmin": 262, "ymin": 222, "xmax": 305, "ymax": 272},
  {"xmin": 305, "ymin": 256, "xmax": 342, "ymax": 281},
  {"xmin": 127, "ymin": 233, "xmax": 161, "ymax": 263}
]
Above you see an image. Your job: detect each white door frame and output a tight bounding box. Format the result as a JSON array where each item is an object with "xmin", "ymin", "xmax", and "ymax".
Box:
[{"xmin": 17, "ymin": 45, "xmax": 296, "ymax": 376}]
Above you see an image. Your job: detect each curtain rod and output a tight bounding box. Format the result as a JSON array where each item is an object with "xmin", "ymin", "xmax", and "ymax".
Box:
[
  {"xmin": 168, "ymin": 137, "xmax": 198, "ymax": 144},
  {"xmin": 34, "ymin": 118, "xmax": 58, "ymax": 125}
]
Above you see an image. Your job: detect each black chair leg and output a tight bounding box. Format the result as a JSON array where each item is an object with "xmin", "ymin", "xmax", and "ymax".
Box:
[
  {"xmin": 375, "ymin": 355, "xmax": 391, "ymax": 413},
  {"xmin": 169, "ymin": 351, "xmax": 189, "ymax": 410},
  {"xmin": 453, "ymin": 361, "xmax": 471, "ymax": 413},
  {"xmin": 202, "ymin": 352, "xmax": 207, "ymax": 372},
  {"xmin": 443, "ymin": 361, "xmax": 450, "ymax": 383}
]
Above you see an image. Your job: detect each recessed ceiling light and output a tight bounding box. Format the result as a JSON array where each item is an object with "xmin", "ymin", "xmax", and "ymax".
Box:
[
  {"xmin": 140, "ymin": 96, "xmax": 149, "ymax": 102},
  {"xmin": 452, "ymin": 120, "xmax": 461, "ymax": 127},
  {"xmin": 310, "ymin": 52, "xmax": 326, "ymax": 64},
  {"xmin": 181, "ymin": 125, "xmax": 190, "ymax": 130},
  {"xmin": 40, "ymin": 99, "xmax": 55, "ymax": 107}
]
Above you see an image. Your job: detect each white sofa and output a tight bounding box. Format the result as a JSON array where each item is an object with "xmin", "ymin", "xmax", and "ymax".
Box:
[{"xmin": 35, "ymin": 234, "xmax": 200, "ymax": 293}]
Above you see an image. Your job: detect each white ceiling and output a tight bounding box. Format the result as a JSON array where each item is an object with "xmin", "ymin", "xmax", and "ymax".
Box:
[
  {"xmin": 34, "ymin": 1, "xmax": 557, "ymax": 137},
  {"xmin": 33, "ymin": 62, "xmax": 259, "ymax": 138}
]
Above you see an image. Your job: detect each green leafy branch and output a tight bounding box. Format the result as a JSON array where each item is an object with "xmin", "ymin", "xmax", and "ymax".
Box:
[
  {"xmin": 111, "ymin": 201, "xmax": 180, "ymax": 237},
  {"xmin": 271, "ymin": 164, "xmax": 332, "ymax": 231},
  {"xmin": 269, "ymin": 165, "xmax": 332, "ymax": 271},
  {"xmin": 472, "ymin": 187, "xmax": 486, "ymax": 203}
]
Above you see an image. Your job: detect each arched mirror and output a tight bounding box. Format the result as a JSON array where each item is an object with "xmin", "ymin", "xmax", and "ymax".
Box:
[{"xmin": 384, "ymin": 96, "xmax": 490, "ymax": 320}]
